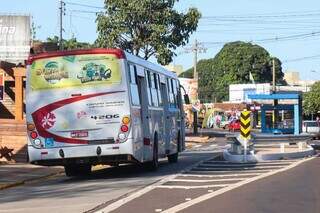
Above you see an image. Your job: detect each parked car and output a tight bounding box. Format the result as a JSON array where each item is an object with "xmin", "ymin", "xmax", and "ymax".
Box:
[
  {"xmin": 228, "ymin": 120, "xmax": 241, "ymax": 132},
  {"xmin": 302, "ymin": 121, "xmax": 320, "ymax": 133}
]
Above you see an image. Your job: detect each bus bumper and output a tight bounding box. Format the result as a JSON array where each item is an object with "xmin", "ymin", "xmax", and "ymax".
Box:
[{"xmin": 28, "ymin": 143, "xmax": 135, "ymax": 166}]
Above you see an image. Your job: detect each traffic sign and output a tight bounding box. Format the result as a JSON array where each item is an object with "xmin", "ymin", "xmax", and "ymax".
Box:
[{"xmin": 240, "ymin": 110, "xmax": 251, "ymax": 140}]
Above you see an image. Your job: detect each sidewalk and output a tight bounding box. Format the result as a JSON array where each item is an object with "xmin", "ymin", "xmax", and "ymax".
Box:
[{"xmin": 0, "ymin": 163, "xmax": 64, "ymax": 190}]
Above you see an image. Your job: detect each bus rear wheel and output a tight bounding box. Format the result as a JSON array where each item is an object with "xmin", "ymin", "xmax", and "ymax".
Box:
[
  {"xmin": 168, "ymin": 132, "xmax": 180, "ymax": 163},
  {"xmin": 144, "ymin": 135, "xmax": 159, "ymax": 171},
  {"xmin": 64, "ymin": 164, "xmax": 92, "ymax": 177}
]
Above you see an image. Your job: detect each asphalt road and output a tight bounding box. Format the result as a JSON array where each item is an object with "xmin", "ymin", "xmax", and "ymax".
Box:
[
  {"xmin": 182, "ymin": 155, "xmax": 320, "ymax": 213},
  {"xmin": 0, "ymin": 139, "xmax": 226, "ymax": 213}
]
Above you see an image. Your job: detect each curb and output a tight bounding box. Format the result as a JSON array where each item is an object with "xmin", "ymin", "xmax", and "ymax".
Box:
[
  {"xmin": 0, "ymin": 164, "xmax": 109, "ymax": 191},
  {"xmin": 0, "ymin": 170, "xmax": 65, "ymax": 191}
]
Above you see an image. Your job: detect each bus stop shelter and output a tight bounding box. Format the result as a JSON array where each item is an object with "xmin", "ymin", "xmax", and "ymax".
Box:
[{"xmin": 248, "ymin": 93, "xmax": 302, "ymax": 135}]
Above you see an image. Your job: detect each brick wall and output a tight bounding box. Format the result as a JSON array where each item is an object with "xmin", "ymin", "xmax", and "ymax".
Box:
[{"xmin": 0, "ymin": 124, "xmax": 27, "ymax": 163}]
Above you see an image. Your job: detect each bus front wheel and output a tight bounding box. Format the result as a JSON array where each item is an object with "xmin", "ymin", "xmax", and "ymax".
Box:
[{"xmin": 64, "ymin": 164, "xmax": 92, "ymax": 177}]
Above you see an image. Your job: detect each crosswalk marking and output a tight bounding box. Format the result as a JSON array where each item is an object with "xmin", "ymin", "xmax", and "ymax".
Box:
[
  {"xmin": 156, "ymin": 184, "xmax": 230, "ymax": 189},
  {"xmin": 177, "ymin": 173, "xmax": 263, "ymax": 178},
  {"xmin": 95, "ymin": 151, "xmax": 314, "ymax": 213},
  {"xmin": 161, "ymin": 157, "xmax": 315, "ymax": 213},
  {"xmin": 170, "ymin": 178, "xmax": 246, "ymax": 182}
]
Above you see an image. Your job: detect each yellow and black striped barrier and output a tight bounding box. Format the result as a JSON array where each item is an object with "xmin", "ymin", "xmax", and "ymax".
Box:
[{"xmin": 240, "ymin": 110, "xmax": 251, "ymax": 140}]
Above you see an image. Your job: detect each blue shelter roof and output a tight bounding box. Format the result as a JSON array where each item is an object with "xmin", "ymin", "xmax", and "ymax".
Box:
[{"xmin": 248, "ymin": 93, "xmax": 300, "ymax": 100}]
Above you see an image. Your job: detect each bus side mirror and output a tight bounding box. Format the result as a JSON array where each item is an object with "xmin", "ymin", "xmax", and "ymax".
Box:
[{"xmin": 184, "ymin": 94, "xmax": 190, "ymax": 104}]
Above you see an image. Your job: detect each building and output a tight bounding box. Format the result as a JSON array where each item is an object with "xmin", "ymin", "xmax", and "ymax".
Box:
[
  {"xmin": 165, "ymin": 64, "xmax": 184, "ymax": 76},
  {"xmin": 284, "ymin": 71, "xmax": 316, "ymax": 86},
  {"xmin": 229, "ymin": 83, "xmax": 271, "ymax": 103}
]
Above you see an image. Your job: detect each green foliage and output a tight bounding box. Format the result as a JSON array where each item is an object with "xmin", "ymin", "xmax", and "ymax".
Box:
[
  {"xmin": 95, "ymin": 0, "xmax": 201, "ymax": 65},
  {"xmin": 181, "ymin": 41, "xmax": 285, "ymax": 102},
  {"xmin": 46, "ymin": 36, "xmax": 92, "ymax": 50},
  {"xmin": 303, "ymin": 81, "xmax": 320, "ymax": 115}
]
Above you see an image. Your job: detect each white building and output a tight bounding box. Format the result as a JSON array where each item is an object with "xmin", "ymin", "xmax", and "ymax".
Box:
[{"xmin": 229, "ymin": 83, "xmax": 271, "ymax": 103}]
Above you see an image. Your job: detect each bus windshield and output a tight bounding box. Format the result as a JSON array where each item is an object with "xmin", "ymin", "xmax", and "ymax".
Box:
[{"xmin": 30, "ymin": 54, "xmax": 121, "ymax": 90}]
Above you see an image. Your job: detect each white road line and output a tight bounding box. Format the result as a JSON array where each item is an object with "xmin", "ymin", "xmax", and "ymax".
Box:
[
  {"xmin": 198, "ymin": 165, "xmax": 286, "ymax": 169},
  {"xmin": 170, "ymin": 178, "xmax": 246, "ymax": 183},
  {"xmin": 206, "ymin": 160, "xmax": 298, "ymax": 164},
  {"xmin": 177, "ymin": 173, "xmax": 264, "ymax": 178},
  {"xmin": 94, "ymin": 155, "xmax": 219, "ymax": 213},
  {"xmin": 156, "ymin": 184, "xmax": 230, "ymax": 189},
  {"xmin": 188, "ymin": 169, "xmax": 274, "ymax": 174},
  {"xmin": 161, "ymin": 157, "xmax": 315, "ymax": 213},
  {"xmin": 155, "ymin": 209, "xmax": 162, "ymax": 212}
]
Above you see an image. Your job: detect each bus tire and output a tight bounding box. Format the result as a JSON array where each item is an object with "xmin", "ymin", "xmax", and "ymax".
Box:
[
  {"xmin": 168, "ymin": 132, "xmax": 180, "ymax": 163},
  {"xmin": 64, "ymin": 164, "xmax": 92, "ymax": 177},
  {"xmin": 144, "ymin": 134, "xmax": 159, "ymax": 171}
]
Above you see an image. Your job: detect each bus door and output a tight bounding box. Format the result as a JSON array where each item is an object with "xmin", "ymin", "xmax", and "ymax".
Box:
[
  {"xmin": 160, "ymin": 77, "xmax": 171, "ymax": 154},
  {"xmin": 136, "ymin": 66, "xmax": 152, "ymax": 160}
]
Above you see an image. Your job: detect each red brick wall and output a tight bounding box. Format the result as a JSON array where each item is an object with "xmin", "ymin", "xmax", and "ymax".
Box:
[{"xmin": 0, "ymin": 125, "xmax": 27, "ymax": 163}]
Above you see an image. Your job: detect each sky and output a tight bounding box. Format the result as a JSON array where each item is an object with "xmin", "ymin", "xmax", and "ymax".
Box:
[{"xmin": 1, "ymin": 0, "xmax": 320, "ymax": 80}]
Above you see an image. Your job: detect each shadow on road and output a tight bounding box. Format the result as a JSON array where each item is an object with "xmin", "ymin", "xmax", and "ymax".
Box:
[{"xmin": 0, "ymin": 152, "xmax": 214, "ymax": 205}]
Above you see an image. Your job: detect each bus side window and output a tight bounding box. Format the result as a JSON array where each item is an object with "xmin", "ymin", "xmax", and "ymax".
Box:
[
  {"xmin": 175, "ymin": 79, "xmax": 181, "ymax": 107},
  {"xmin": 150, "ymin": 72, "xmax": 159, "ymax": 107},
  {"xmin": 145, "ymin": 70, "xmax": 152, "ymax": 106},
  {"xmin": 156, "ymin": 74, "xmax": 162, "ymax": 106},
  {"xmin": 129, "ymin": 64, "xmax": 140, "ymax": 106},
  {"xmin": 167, "ymin": 78, "xmax": 175, "ymax": 108},
  {"xmin": 171, "ymin": 79, "xmax": 178, "ymax": 108}
]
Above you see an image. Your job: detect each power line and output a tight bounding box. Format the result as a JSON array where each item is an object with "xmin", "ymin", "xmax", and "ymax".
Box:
[
  {"xmin": 282, "ymin": 54, "xmax": 320, "ymax": 63},
  {"xmin": 64, "ymin": 1, "xmax": 104, "ymax": 9}
]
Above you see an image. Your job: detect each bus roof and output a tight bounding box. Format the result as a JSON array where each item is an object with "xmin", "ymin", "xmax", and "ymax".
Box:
[
  {"xmin": 27, "ymin": 48, "xmax": 178, "ymax": 79},
  {"xmin": 124, "ymin": 51, "xmax": 178, "ymax": 79},
  {"xmin": 27, "ymin": 48, "xmax": 125, "ymax": 65}
]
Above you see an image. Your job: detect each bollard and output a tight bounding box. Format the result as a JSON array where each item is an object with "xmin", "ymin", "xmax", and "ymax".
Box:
[
  {"xmin": 280, "ymin": 143, "xmax": 285, "ymax": 153},
  {"xmin": 298, "ymin": 142, "xmax": 303, "ymax": 151}
]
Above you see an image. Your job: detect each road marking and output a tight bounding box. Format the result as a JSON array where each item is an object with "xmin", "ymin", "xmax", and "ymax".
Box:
[
  {"xmin": 177, "ymin": 173, "xmax": 263, "ymax": 178},
  {"xmin": 155, "ymin": 209, "xmax": 162, "ymax": 212},
  {"xmin": 185, "ymin": 198, "xmax": 192, "ymax": 201},
  {"xmin": 170, "ymin": 178, "xmax": 246, "ymax": 182},
  {"xmin": 197, "ymin": 164, "xmax": 285, "ymax": 170},
  {"xmin": 205, "ymin": 160, "xmax": 298, "ymax": 164},
  {"xmin": 161, "ymin": 157, "xmax": 315, "ymax": 213},
  {"xmin": 189, "ymin": 169, "xmax": 274, "ymax": 174},
  {"xmin": 156, "ymin": 184, "xmax": 230, "ymax": 189},
  {"xmin": 94, "ymin": 155, "xmax": 220, "ymax": 213}
]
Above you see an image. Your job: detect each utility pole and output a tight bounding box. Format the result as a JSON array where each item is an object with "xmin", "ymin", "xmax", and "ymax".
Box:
[
  {"xmin": 272, "ymin": 58, "xmax": 276, "ymax": 93},
  {"xmin": 59, "ymin": 0, "xmax": 66, "ymax": 51},
  {"xmin": 272, "ymin": 57, "xmax": 278, "ymax": 129},
  {"xmin": 184, "ymin": 40, "xmax": 206, "ymax": 135}
]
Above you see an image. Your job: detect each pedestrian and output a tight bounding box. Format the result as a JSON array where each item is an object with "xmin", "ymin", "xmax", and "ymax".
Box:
[{"xmin": 316, "ymin": 116, "xmax": 320, "ymax": 132}]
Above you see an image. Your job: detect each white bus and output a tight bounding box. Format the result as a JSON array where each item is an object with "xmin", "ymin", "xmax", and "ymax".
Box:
[{"xmin": 26, "ymin": 48, "xmax": 189, "ymax": 176}]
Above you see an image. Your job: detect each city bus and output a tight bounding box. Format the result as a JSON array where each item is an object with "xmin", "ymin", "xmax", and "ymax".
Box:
[{"xmin": 26, "ymin": 48, "xmax": 188, "ymax": 176}]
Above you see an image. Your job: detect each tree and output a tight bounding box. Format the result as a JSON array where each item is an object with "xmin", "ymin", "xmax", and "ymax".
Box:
[
  {"xmin": 180, "ymin": 41, "xmax": 285, "ymax": 102},
  {"xmin": 303, "ymin": 81, "xmax": 320, "ymax": 116},
  {"xmin": 46, "ymin": 36, "xmax": 93, "ymax": 50},
  {"xmin": 96, "ymin": 0, "xmax": 201, "ymax": 65}
]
